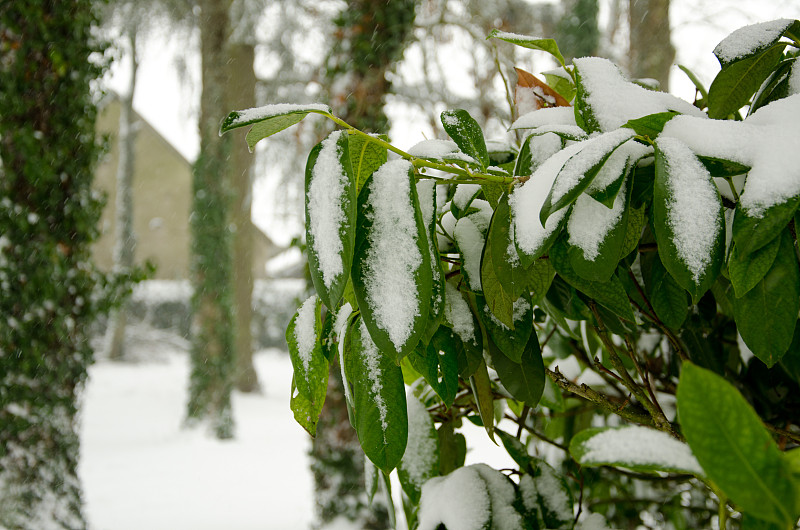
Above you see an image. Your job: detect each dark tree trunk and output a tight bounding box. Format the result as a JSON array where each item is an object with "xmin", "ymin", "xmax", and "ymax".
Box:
[{"xmin": 628, "ymin": 0, "xmax": 674, "ymax": 90}]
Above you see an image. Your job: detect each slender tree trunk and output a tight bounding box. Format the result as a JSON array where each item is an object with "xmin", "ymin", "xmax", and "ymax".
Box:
[
  {"xmin": 105, "ymin": 27, "xmax": 139, "ymax": 361},
  {"xmin": 628, "ymin": 0, "xmax": 674, "ymax": 90},
  {"xmin": 228, "ymin": 42, "xmax": 260, "ymax": 393},
  {"xmin": 187, "ymin": 0, "xmax": 235, "ymax": 439}
]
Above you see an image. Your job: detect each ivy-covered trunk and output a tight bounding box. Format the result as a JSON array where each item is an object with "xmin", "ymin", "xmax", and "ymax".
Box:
[
  {"xmin": 0, "ymin": 1, "xmax": 107, "ymax": 528},
  {"xmin": 311, "ymin": 1, "xmax": 416, "ymax": 527},
  {"xmin": 187, "ymin": 0, "xmax": 235, "ymax": 439}
]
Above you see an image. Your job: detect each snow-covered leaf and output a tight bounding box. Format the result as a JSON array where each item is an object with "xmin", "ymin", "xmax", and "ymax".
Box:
[
  {"xmin": 418, "ymin": 180, "xmax": 446, "ymax": 345},
  {"xmin": 352, "ymin": 160, "xmax": 432, "ymax": 361},
  {"xmin": 488, "ymin": 29, "xmax": 566, "ymax": 67},
  {"xmin": 441, "ymin": 109, "xmax": 490, "ymax": 170},
  {"xmin": 398, "ymin": 393, "xmax": 440, "ymax": 504},
  {"xmin": 290, "ymin": 376, "xmax": 326, "ymax": 438},
  {"xmin": 678, "ymin": 363, "xmax": 800, "ymax": 525},
  {"xmin": 305, "ymin": 131, "xmax": 357, "ymax": 310},
  {"xmin": 454, "ymin": 215, "xmax": 486, "ymax": 293},
  {"xmin": 653, "ymin": 138, "xmax": 724, "ymax": 302},
  {"xmin": 219, "ymin": 103, "xmax": 331, "ymax": 151},
  {"xmin": 733, "ymin": 196, "xmax": 800, "ymax": 257},
  {"xmin": 285, "ymin": 295, "xmax": 328, "ymax": 406},
  {"xmin": 733, "ymin": 229, "xmax": 800, "ymax": 366},
  {"xmin": 519, "ymin": 460, "xmax": 574, "ymax": 530},
  {"xmin": 570, "ymin": 425, "xmax": 703, "ymax": 476},
  {"xmin": 713, "ymin": 19, "xmax": 798, "ymax": 67},
  {"xmin": 417, "ymin": 465, "xmax": 492, "ymax": 530},
  {"xmin": 451, "ymin": 183, "xmax": 482, "ymax": 219},
  {"xmin": 346, "ymin": 317, "xmax": 408, "ymax": 473}
]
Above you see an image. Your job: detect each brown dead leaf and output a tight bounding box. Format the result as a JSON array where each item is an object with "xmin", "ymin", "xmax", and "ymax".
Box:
[{"xmin": 514, "ymin": 67, "xmax": 570, "ymax": 113}]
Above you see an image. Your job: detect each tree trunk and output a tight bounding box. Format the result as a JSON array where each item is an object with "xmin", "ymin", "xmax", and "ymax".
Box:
[
  {"xmin": 628, "ymin": 0, "xmax": 674, "ymax": 90},
  {"xmin": 227, "ymin": 42, "xmax": 260, "ymax": 393},
  {"xmin": 105, "ymin": 27, "xmax": 139, "ymax": 362},
  {"xmin": 187, "ymin": 0, "xmax": 235, "ymax": 439},
  {"xmin": 556, "ymin": 0, "xmax": 600, "ymax": 62}
]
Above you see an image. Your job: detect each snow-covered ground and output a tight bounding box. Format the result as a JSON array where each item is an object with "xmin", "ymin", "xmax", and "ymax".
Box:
[{"xmin": 79, "ymin": 332, "xmax": 514, "ymax": 529}]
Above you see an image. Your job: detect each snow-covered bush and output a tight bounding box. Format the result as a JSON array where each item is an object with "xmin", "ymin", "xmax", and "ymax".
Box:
[{"xmin": 223, "ymin": 19, "xmax": 800, "ymax": 529}]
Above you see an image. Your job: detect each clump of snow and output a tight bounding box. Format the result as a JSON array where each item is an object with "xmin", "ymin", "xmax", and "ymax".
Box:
[
  {"xmin": 408, "ymin": 139, "xmax": 460, "ymax": 159},
  {"xmin": 550, "ymin": 129, "xmax": 635, "ymax": 204},
  {"xmin": 293, "ymin": 295, "xmax": 318, "ymax": 373},
  {"xmin": 511, "ymin": 143, "xmax": 580, "ymax": 256},
  {"xmin": 528, "ymin": 133, "xmax": 565, "ymax": 173},
  {"xmin": 227, "ymin": 103, "xmax": 330, "ymax": 127},
  {"xmin": 656, "ymin": 137, "xmax": 721, "ymax": 282},
  {"xmin": 576, "ymin": 513, "xmax": 612, "ymax": 530},
  {"xmin": 789, "ymin": 60, "xmax": 800, "ymax": 95},
  {"xmin": 308, "ymin": 130, "xmax": 349, "ymax": 288},
  {"xmin": 363, "ymin": 160, "xmax": 423, "ymax": 350},
  {"xmin": 359, "ymin": 319, "xmax": 389, "ymax": 434},
  {"xmin": 512, "ymin": 106, "xmax": 577, "ymax": 130},
  {"xmin": 417, "ymin": 180, "xmax": 436, "ymax": 228},
  {"xmin": 574, "ymin": 57, "xmax": 705, "ymax": 131},
  {"xmin": 454, "ymin": 217, "xmax": 484, "ymax": 291},
  {"xmin": 453, "ymin": 183, "xmax": 482, "ymax": 211},
  {"xmin": 568, "ymin": 181, "xmax": 627, "ymax": 261},
  {"xmin": 401, "ymin": 393, "xmax": 438, "ymax": 490},
  {"xmin": 713, "ymin": 19, "xmax": 794, "ymax": 64},
  {"xmin": 579, "ymin": 425, "xmax": 703, "ymax": 475},
  {"xmin": 520, "ymin": 463, "xmax": 573, "ymax": 525},
  {"xmin": 587, "ymin": 141, "xmax": 651, "ymax": 193},
  {"xmin": 444, "ymin": 282, "xmax": 477, "ymax": 345},
  {"xmin": 466, "ymin": 199, "xmax": 493, "ymax": 233},
  {"xmin": 472, "ymin": 464, "xmax": 523, "ymax": 529},
  {"xmin": 417, "ymin": 466, "xmax": 491, "ymax": 530}
]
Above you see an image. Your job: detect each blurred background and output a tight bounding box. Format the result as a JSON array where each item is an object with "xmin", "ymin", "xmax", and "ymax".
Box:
[{"xmin": 80, "ymin": 1, "xmax": 800, "ymax": 528}]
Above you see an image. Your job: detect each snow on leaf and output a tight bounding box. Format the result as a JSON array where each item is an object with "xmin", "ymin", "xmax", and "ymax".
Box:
[
  {"xmin": 293, "ymin": 295, "xmax": 318, "ymax": 374},
  {"xmin": 444, "ymin": 282, "xmax": 477, "ymax": 345},
  {"xmin": 454, "ymin": 216, "xmax": 485, "ymax": 292},
  {"xmin": 713, "ymin": 19, "xmax": 796, "ymax": 66},
  {"xmin": 570, "ymin": 425, "xmax": 704, "ymax": 476},
  {"xmin": 222, "ymin": 103, "xmax": 330, "ymax": 130},
  {"xmin": 417, "ymin": 466, "xmax": 492, "ymax": 530},
  {"xmin": 398, "ymin": 392, "xmax": 439, "ymax": 502},
  {"xmin": 574, "ymin": 57, "xmax": 705, "ymax": 132},
  {"xmin": 408, "ymin": 139, "xmax": 460, "ymax": 159},
  {"xmin": 511, "ymin": 106, "xmax": 576, "ymax": 130},
  {"xmin": 567, "ymin": 180, "xmax": 627, "ymax": 261}
]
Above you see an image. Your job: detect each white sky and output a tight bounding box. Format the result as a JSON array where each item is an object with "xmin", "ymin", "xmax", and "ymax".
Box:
[{"xmin": 103, "ymin": 0, "xmax": 800, "ymax": 246}]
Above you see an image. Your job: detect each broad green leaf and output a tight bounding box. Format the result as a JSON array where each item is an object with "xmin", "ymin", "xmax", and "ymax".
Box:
[
  {"xmin": 487, "ymin": 193, "xmax": 529, "ymax": 301},
  {"xmin": 622, "ymin": 111, "xmax": 678, "ymax": 138},
  {"xmin": 347, "ymin": 133, "xmax": 388, "ymax": 192},
  {"xmin": 305, "ymin": 131, "xmax": 357, "ymax": 310},
  {"xmin": 544, "ymin": 73, "xmax": 576, "ymax": 102},
  {"xmin": 348, "ymin": 317, "xmax": 408, "ymax": 473},
  {"xmin": 219, "ymin": 103, "xmax": 332, "ymax": 151},
  {"xmin": 481, "ymin": 182, "xmax": 505, "ymax": 208},
  {"xmin": 641, "ymin": 251, "xmax": 689, "ymax": 329},
  {"xmin": 751, "ymin": 57, "xmax": 798, "ymax": 114},
  {"xmin": 540, "ymin": 130, "xmax": 635, "ymax": 223},
  {"xmin": 678, "ymin": 363, "xmax": 799, "ymax": 525},
  {"xmin": 398, "ymin": 393, "xmax": 440, "ymax": 504},
  {"xmin": 477, "ymin": 294, "xmax": 534, "ymax": 363},
  {"xmin": 437, "ymin": 421, "xmax": 467, "ymax": 475},
  {"xmin": 286, "ymin": 296, "xmax": 329, "ymax": 405},
  {"xmin": 518, "ymin": 460, "xmax": 574, "ymax": 529},
  {"xmin": 290, "ymin": 376, "xmax": 326, "ymax": 437},
  {"xmin": 733, "ymin": 229, "xmax": 800, "ymax": 367},
  {"xmin": 352, "ymin": 161, "xmax": 433, "ymax": 361},
  {"xmin": 488, "ymin": 29, "xmax": 566, "ymax": 66},
  {"xmin": 713, "ymin": 20, "xmax": 799, "ymax": 67},
  {"xmin": 526, "ymin": 257, "xmax": 556, "ymax": 304},
  {"xmin": 653, "ymin": 139, "xmax": 725, "ymax": 302},
  {"xmin": 550, "ymin": 238, "xmax": 635, "ymax": 322},
  {"xmin": 496, "ymin": 429, "xmax": 531, "ymax": 470},
  {"xmin": 708, "ymin": 43, "xmax": 786, "ymax": 119},
  {"xmin": 440, "ymin": 109, "xmax": 489, "ymax": 170},
  {"xmin": 733, "ymin": 196, "xmax": 800, "ymax": 257},
  {"xmin": 418, "ymin": 180, "xmax": 446, "ymax": 345},
  {"xmin": 480, "ymin": 247, "xmax": 514, "ymax": 328},
  {"xmin": 570, "ymin": 425, "xmax": 703, "ymax": 476},
  {"xmin": 620, "ymin": 204, "xmax": 646, "ymax": 257},
  {"xmin": 470, "ymin": 361, "xmax": 496, "ymax": 441},
  {"xmin": 729, "ymin": 233, "xmax": 781, "ymax": 298},
  {"xmin": 487, "ymin": 332, "xmax": 545, "ymax": 406},
  {"xmin": 697, "ymin": 156, "xmax": 751, "ymax": 179},
  {"xmin": 410, "ymin": 327, "xmax": 460, "ymax": 408}
]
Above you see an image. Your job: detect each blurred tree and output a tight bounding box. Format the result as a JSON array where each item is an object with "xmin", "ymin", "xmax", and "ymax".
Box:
[
  {"xmin": 0, "ymin": 1, "xmax": 130, "ymax": 527},
  {"xmin": 556, "ymin": 0, "xmax": 601, "ymax": 61},
  {"xmin": 629, "ymin": 0, "xmax": 674, "ymax": 90}
]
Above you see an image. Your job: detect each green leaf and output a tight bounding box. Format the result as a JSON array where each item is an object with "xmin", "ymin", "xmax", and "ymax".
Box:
[
  {"xmin": 526, "ymin": 257, "xmax": 556, "ymax": 304},
  {"xmin": 733, "ymin": 229, "xmax": 800, "ymax": 367},
  {"xmin": 418, "ymin": 179, "xmax": 446, "ymax": 345},
  {"xmin": 285, "ymin": 296, "xmax": 329, "ymax": 404},
  {"xmin": 622, "ymin": 111, "xmax": 679, "ymax": 138},
  {"xmin": 219, "ymin": 103, "xmax": 332, "ymax": 150},
  {"xmin": 544, "ymin": 73, "xmax": 576, "ymax": 102},
  {"xmin": 470, "ymin": 361, "xmax": 496, "ymax": 441},
  {"xmin": 751, "ymin": 57, "xmax": 798, "ymax": 114},
  {"xmin": 653, "ymin": 139, "xmax": 725, "ymax": 302},
  {"xmin": 550, "ymin": 238, "xmax": 635, "ymax": 322},
  {"xmin": 570, "ymin": 426, "xmax": 703, "ymax": 476},
  {"xmin": 440, "ymin": 109, "xmax": 490, "ymax": 170},
  {"xmin": 480, "ymin": 236, "xmax": 513, "ymax": 326},
  {"xmin": 487, "ymin": 193, "xmax": 529, "ymax": 301},
  {"xmin": 708, "ymin": 43, "xmax": 786, "ymax": 119},
  {"xmin": 496, "ymin": 429, "xmax": 531, "ymax": 470},
  {"xmin": 733, "ymin": 196, "xmax": 800, "ymax": 257},
  {"xmin": 398, "ymin": 393, "xmax": 440, "ymax": 504},
  {"xmin": 678, "ymin": 363, "xmax": 799, "ymax": 525},
  {"xmin": 476, "ymin": 294, "xmax": 534, "ymax": 363},
  {"xmin": 540, "ymin": 130, "xmax": 635, "ymax": 224},
  {"xmin": 410, "ymin": 327, "xmax": 460, "ymax": 408},
  {"xmin": 641, "ymin": 251, "xmax": 689, "ymax": 329},
  {"xmin": 305, "ymin": 131, "xmax": 357, "ymax": 310},
  {"xmin": 347, "ymin": 133, "xmax": 388, "ymax": 193},
  {"xmin": 348, "ymin": 317, "xmax": 408, "ymax": 473},
  {"xmin": 713, "ymin": 20, "xmax": 799, "ymax": 67},
  {"xmin": 352, "ymin": 161, "xmax": 433, "ymax": 361},
  {"xmin": 677, "ymin": 64, "xmax": 709, "ymax": 100},
  {"xmin": 488, "ymin": 29, "xmax": 566, "ymax": 67},
  {"xmin": 620, "ymin": 203, "xmax": 646, "ymax": 258},
  {"xmin": 697, "ymin": 156, "xmax": 751, "ymax": 179},
  {"xmin": 518, "ymin": 460, "xmax": 574, "ymax": 529},
  {"xmin": 779, "ymin": 322, "xmax": 800, "ymax": 385},
  {"xmin": 487, "ymin": 332, "xmax": 545, "ymax": 406},
  {"xmin": 290, "ymin": 376, "xmax": 326, "ymax": 437},
  {"xmin": 437, "ymin": 421, "xmax": 467, "ymax": 475},
  {"xmin": 729, "ymin": 234, "xmax": 781, "ymax": 298}
]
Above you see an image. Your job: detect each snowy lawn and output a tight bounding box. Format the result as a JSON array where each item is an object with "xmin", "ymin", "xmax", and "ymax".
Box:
[{"xmin": 80, "ymin": 341, "xmax": 514, "ymax": 529}]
